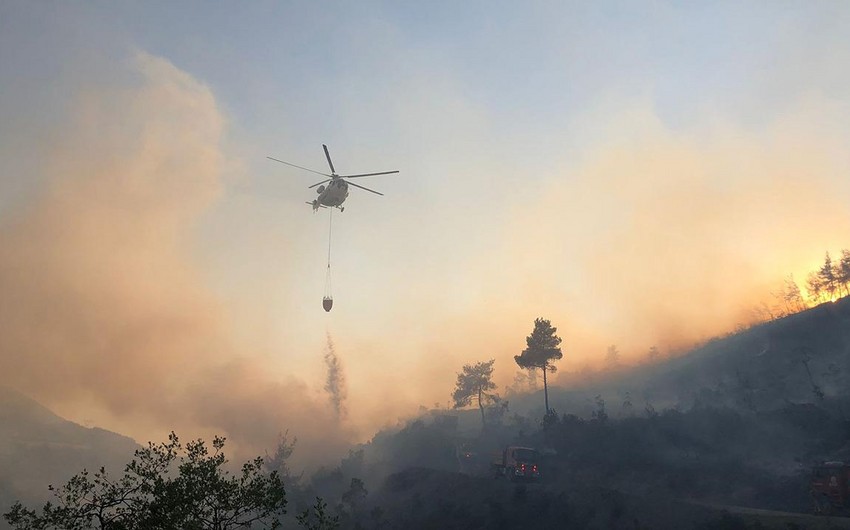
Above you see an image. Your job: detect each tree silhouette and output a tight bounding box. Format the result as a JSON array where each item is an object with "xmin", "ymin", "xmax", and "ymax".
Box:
[
  {"xmin": 297, "ymin": 498, "xmax": 339, "ymax": 530},
  {"xmin": 484, "ymin": 395, "xmax": 510, "ymax": 426},
  {"xmin": 265, "ymin": 430, "xmax": 302, "ymax": 487},
  {"xmin": 819, "ymin": 252, "xmax": 838, "ymax": 300},
  {"xmin": 340, "ymin": 478, "xmax": 368, "ymax": 517},
  {"xmin": 605, "ymin": 345, "xmax": 620, "ymax": 369},
  {"xmin": 807, "ymin": 271, "xmax": 824, "ymax": 303},
  {"xmin": 782, "ymin": 274, "xmax": 806, "ymax": 313},
  {"xmin": 646, "ymin": 346, "xmax": 660, "ymax": 364},
  {"xmin": 452, "ymin": 359, "xmax": 497, "ymax": 428},
  {"xmin": 514, "ymin": 318, "xmax": 563, "ymax": 414},
  {"xmin": 838, "ymin": 249, "xmax": 850, "ymax": 296},
  {"xmin": 805, "ymin": 250, "xmax": 850, "ymax": 303},
  {"xmin": 797, "ymin": 347, "xmax": 826, "ymax": 403},
  {"xmin": 4, "ymin": 433, "xmax": 291, "ymax": 530}
]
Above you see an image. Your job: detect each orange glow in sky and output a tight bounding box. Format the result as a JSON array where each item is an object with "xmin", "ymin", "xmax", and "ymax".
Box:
[{"xmin": 2, "ymin": 2, "xmax": 850, "ymax": 469}]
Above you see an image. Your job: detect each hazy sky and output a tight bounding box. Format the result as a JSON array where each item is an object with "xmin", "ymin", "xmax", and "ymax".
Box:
[{"xmin": 2, "ymin": 1, "xmax": 850, "ymax": 466}]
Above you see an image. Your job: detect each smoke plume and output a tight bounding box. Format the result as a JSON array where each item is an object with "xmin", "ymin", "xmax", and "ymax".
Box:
[
  {"xmin": 324, "ymin": 333, "xmax": 348, "ymax": 421},
  {"xmin": 0, "ymin": 52, "xmax": 352, "ymax": 469}
]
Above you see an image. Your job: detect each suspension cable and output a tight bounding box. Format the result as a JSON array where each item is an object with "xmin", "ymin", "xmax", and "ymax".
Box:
[{"xmin": 327, "ymin": 209, "xmax": 333, "ymax": 266}]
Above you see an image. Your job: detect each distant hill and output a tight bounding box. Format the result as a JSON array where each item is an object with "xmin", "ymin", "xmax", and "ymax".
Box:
[
  {"xmin": 324, "ymin": 298, "xmax": 850, "ymax": 529},
  {"xmin": 360, "ymin": 297, "xmax": 850, "ymax": 455},
  {"xmin": 0, "ymin": 387, "xmax": 138, "ymax": 528},
  {"xmin": 507, "ymin": 297, "xmax": 850, "ymax": 421}
]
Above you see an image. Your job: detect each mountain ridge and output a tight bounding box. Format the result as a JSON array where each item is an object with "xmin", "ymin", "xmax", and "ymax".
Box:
[{"xmin": 0, "ymin": 386, "xmax": 139, "ymax": 529}]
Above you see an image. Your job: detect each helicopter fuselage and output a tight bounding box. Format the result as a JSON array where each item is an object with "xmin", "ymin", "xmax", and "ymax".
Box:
[
  {"xmin": 314, "ymin": 178, "xmax": 349, "ymax": 210},
  {"xmin": 269, "ymin": 144, "xmax": 396, "ymax": 212}
]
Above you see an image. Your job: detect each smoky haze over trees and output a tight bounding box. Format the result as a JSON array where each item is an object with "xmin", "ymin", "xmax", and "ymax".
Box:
[
  {"xmin": 253, "ymin": 294, "xmax": 850, "ymax": 529},
  {"xmin": 514, "ymin": 318, "xmax": 562, "ymax": 414},
  {"xmin": 451, "ymin": 360, "xmax": 497, "ymax": 429},
  {"xmin": 358, "ymin": 297, "xmax": 850, "ymax": 528},
  {"xmin": 6, "ymin": 3, "xmax": 850, "ymax": 528},
  {"xmin": 7, "ymin": 290, "xmax": 850, "ymax": 529}
]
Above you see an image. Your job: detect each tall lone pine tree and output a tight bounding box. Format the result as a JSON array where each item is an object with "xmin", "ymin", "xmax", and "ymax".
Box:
[{"xmin": 514, "ymin": 318, "xmax": 563, "ymax": 415}]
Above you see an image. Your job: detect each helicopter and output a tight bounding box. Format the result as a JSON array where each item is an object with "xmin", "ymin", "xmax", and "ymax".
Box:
[{"xmin": 268, "ymin": 144, "xmax": 398, "ymax": 212}]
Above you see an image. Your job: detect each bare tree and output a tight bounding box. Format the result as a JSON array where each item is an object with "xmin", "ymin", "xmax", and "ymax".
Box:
[
  {"xmin": 751, "ymin": 300, "xmax": 776, "ymax": 323},
  {"xmin": 514, "ymin": 318, "xmax": 563, "ymax": 414},
  {"xmin": 783, "ymin": 274, "xmax": 807, "ymax": 313},
  {"xmin": 807, "ymin": 271, "xmax": 825, "ymax": 304},
  {"xmin": 797, "ymin": 347, "xmax": 826, "ymax": 403}
]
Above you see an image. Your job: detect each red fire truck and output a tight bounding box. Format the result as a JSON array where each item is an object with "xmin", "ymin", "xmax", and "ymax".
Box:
[
  {"xmin": 492, "ymin": 446, "xmax": 541, "ymax": 482},
  {"xmin": 811, "ymin": 461, "xmax": 850, "ymax": 515}
]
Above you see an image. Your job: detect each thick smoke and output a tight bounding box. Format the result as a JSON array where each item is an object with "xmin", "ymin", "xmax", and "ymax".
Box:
[
  {"xmin": 3, "ymin": 45, "xmax": 850, "ymax": 456},
  {"xmin": 468, "ymin": 100, "xmax": 850, "ymax": 370},
  {"xmin": 332, "ymin": 95, "xmax": 850, "ymax": 409},
  {"xmin": 0, "ymin": 52, "xmax": 352, "ymax": 469},
  {"xmin": 324, "ymin": 333, "xmax": 348, "ymax": 421}
]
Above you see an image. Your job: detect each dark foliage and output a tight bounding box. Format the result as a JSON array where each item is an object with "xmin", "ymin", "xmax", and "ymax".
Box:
[
  {"xmin": 4, "ymin": 433, "xmax": 287, "ymax": 529},
  {"xmin": 451, "ymin": 359, "xmax": 497, "ymax": 429}
]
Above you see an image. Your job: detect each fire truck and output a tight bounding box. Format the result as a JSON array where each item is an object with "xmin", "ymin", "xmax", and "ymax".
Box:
[
  {"xmin": 492, "ymin": 446, "xmax": 541, "ymax": 482},
  {"xmin": 811, "ymin": 461, "xmax": 850, "ymax": 515}
]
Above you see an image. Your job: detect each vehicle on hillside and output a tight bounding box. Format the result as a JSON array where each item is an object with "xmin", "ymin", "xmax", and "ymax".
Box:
[
  {"xmin": 492, "ymin": 446, "xmax": 541, "ymax": 482},
  {"xmin": 811, "ymin": 461, "xmax": 850, "ymax": 515},
  {"xmin": 456, "ymin": 441, "xmax": 484, "ymax": 475}
]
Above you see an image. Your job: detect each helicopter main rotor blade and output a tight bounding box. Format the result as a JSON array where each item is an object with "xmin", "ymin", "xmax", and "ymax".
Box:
[
  {"xmin": 308, "ymin": 179, "xmax": 332, "ymax": 189},
  {"xmin": 267, "ymin": 157, "xmax": 331, "ymax": 177},
  {"xmin": 322, "ymin": 144, "xmax": 336, "ymax": 174},
  {"xmin": 339, "ymin": 170, "xmax": 400, "ymax": 178},
  {"xmin": 347, "ymin": 180, "xmax": 384, "ymax": 196}
]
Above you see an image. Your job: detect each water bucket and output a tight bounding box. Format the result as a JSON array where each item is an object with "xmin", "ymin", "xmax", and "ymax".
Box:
[{"xmin": 322, "ymin": 297, "xmax": 333, "ymax": 312}]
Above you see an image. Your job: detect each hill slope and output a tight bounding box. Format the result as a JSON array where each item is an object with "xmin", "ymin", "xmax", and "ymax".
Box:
[
  {"xmin": 0, "ymin": 387, "xmax": 138, "ymax": 528},
  {"xmin": 513, "ymin": 297, "xmax": 850, "ymax": 420},
  {"xmin": 323, "ymin": 299, "xmax": 850, "ymax": 528}
]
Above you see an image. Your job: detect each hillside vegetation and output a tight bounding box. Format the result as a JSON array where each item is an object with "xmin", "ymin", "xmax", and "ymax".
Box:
[
  {"xmin": 4, "ymin": 298, "xmax": 850, "ymax": 528},
  {"xmin": 297, "ymin": 298, "xmax": 850, "ymax": 528}
]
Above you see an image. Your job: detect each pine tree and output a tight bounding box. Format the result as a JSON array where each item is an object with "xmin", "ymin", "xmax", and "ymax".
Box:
[
  {"xmin": 818, "ymin": 252, "xmax": 838, "ymax": 300},
  {"xmin": 514, "ymin": 318, "xmax": 563, "ymax": 414},
  {"xmin": 452, "ymin": 359, "xmax": 497, "ymax": 428}
]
